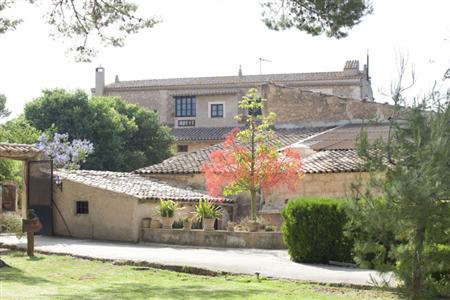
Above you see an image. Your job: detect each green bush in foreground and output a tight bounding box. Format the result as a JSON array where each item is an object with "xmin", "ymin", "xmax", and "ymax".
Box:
[{"xmin": 282, "ymin": 197, "xmax": 352, "ymax": 264}]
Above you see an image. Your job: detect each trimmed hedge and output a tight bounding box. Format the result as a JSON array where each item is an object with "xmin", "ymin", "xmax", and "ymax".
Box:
[{"xmin": 282, "ymin": 197, "xmax": 352, "ymax": 264}]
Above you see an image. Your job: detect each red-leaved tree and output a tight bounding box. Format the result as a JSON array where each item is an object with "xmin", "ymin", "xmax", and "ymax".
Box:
[{"xmin": 202, "ymin": 88, "xmax": 304, "ymax": 221}]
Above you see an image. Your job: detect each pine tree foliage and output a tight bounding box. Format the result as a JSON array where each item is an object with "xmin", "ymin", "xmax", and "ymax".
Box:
[
  {"xmin": 349, "ymin": 85, "xmax": 450, "ymax": 298},
  {"xmin": 0, "ymin": 0, "xmax": 158, "ymax": 61},
  {"xmin": 262, "ymin": 0, "xmax": 372, "ymax": 38}
]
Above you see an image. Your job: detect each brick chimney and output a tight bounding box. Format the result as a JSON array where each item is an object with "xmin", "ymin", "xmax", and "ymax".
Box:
[{"xmin": 95, "ymin": 67, "xmax": 105, "ymax": 96}]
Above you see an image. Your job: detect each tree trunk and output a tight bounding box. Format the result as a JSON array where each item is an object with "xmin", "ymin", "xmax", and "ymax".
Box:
[
  {"xmin": 250, "ymin": 188, "xmax": 257, "ymax": 221},
  {"xmin": 250, "ymin": 119, "xmax": 257, "ymax": 221},
  {"xmin": 411, "ymin": 225, "xmax": 426, "ymax": 299}
]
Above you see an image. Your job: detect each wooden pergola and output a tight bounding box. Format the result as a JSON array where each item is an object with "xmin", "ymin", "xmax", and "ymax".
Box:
[{"xmin": 0, "ymin": 143, "xmax": 45, "ymax": 218}]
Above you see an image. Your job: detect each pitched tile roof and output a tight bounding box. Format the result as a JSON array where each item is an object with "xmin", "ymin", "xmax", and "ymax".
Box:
[
  {"xmin": 172, "ymin": 127, "xmax": 237, "ymax": 141},
  {"xmin": 136, "ymin": 126, "xmax": 334, "ymax": 175},
  {"xmin": 304, "ymin": 123, "xmax": 390, "ymax": 151},
  {"xmin": 56, "ymin": 170, "xmax": 232, "ymax": 203},
  {"xmin": 105, "ymin": 71, "xmax": 364, "ymax": 90},
  {"xmin": 303, "ymin": 150, "xmax": 364, "ymax": 173}
]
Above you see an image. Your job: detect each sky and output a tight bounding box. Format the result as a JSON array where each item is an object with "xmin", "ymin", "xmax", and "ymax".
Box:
[{"xmin": 1, "ymin": 0, "xmax": 450, "ymax": 119}]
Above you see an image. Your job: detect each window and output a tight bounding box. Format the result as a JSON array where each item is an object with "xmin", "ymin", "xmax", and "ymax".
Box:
[
  {"xmin": 178, "ymin": 119, "xmax": 195, "ymax": 127},
  {"xmin": 210, "ymin": 103, "xmax": 224, "ymax": 118},
  {"xmin": 175, "ymin": 96, "xmax": 196, "ymax": 117},
  {"xmin": 177, "ymin": 145, "xmax": 189, "ymax": 152},
  {"xmin": 76, "ymin": 201, "xmax": 89, "ymax": 214}
]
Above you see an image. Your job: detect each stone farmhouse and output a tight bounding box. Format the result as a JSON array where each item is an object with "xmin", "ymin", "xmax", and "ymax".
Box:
[
  {"xmin": 93, "ymin": 59, "xmax": 375, "ymax": 153},
  {"xmin": 1, "ymin": 60, "xmax": 397, "ymax": 247}
]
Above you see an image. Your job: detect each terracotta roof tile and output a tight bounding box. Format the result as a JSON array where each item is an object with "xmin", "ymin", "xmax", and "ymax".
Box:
[
  {"xmin": 306, "ymin": 123, "xmax": 390, "ymax": 151},
  {"xmin": 105, "ymin": 71, "xmax": 364, "ymax": 90},
  {"xmin": 136, "ymin": 127, "xmax": 334, "ymax": 175},
  {"xmin": 303, "ymin": 150, "xmax": 365, "ymax": 173},
  {"xmin": 172, "ymin": 127, "xmax": 237, "ymax": 141},
  {"xmin": 56, "ymin": 169, "xmax": 232, "ymax": 203}
]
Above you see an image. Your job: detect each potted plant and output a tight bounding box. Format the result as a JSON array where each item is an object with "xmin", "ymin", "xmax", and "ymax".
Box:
[
  {"xmin": 195, "ymin": 199, "xmax": 222, "ymax": 231},
  {"xmin": 158, "ymin": 199, "xmax": 178, "ymax": 229},
  {"xmin": 247, "ymin": 216, "xmax": 264, "ymax": 232}
]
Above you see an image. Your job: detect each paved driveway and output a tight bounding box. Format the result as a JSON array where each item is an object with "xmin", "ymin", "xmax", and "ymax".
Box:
[{"xmin": 0, "ymin": 235, "xmax": 393, "ymax": 286}]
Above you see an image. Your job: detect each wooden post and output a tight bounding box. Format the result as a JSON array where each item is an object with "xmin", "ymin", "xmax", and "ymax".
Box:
[
  {"xmin": 23, "ymin": 209, "xmax": 41, "ymax": 258},
  {"xmin": 26, "ymin": 230, "xmax": 34, "ymax": 257},
  {"xmin": 21, "ymin": 160, "xmax": 28, "ymax": 219}
]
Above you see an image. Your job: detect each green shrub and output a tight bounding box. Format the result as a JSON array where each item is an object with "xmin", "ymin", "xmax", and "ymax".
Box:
[
  {"xmin": 1, "ymin": 212, "xmax": 24, "ymax": 239},
  {"xmin": 426, "ymin": 244, "xmax": 450, "ymax": 297},
  {"xmin": 282, "ymin": 197, "xmax": 352, "ymax": 264}
]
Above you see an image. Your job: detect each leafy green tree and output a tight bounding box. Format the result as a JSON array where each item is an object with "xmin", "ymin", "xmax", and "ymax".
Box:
[
  {"xmin": 0, "ymin": 0, "xmax": 158, "ymax": 61},
  {"xmin": 1, "ymin": 115, "xmax": 41, "ymax": 144},
  {"xmin": 349, "ymin": 90, "xmax": 450, "ymax": 298},
  {"xmin": 0, "ymin": 116, "xmax": 41, "ymax": 193},
  {"xmin": 0, "ymin": 93, "xmax": 11, "ymax": 118},
  {"xmin": 24, "ymin": 89, "xmax": 174, "ymax": 171},
  {"xmin": 262, "ymin": 0, "xmax": 373, "ymax": 38}
]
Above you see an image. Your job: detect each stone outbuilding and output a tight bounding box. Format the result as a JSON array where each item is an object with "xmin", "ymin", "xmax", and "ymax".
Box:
[{"xmin": 53, "ymin": 170, "xmax": 234, "ymax": 242}]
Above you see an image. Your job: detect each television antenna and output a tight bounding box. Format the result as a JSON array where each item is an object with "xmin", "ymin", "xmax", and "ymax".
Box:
[{"xmin": 259, "ymin": 57, "xmax": 272, "ymax": 74}]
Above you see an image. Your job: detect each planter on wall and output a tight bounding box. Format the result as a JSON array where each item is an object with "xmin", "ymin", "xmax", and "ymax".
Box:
[
  {"xmin": 161, "ymin": 216, "xmax": 174, "ymax": 229},
  {"xmin": 183, "ymin": 220, "xmax": 191, "ymax": 231},
  {"xmin": 247, "ymin": 221, "xmax": 260, "ymax": 232},
  {"xmin": 203, "ymin": 218, "xmax": 215, "ymax": 231}
]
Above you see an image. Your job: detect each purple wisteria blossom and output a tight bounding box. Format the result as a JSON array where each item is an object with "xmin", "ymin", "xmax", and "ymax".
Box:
[{"xmin": 36, "ymin": 133, "xmax": 94, "ymax": 169}]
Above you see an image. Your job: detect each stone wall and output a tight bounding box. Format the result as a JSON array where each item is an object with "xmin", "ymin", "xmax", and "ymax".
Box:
[
  {"xmin": 104, "ymin": 89, "xmax": 171, "ymax": 124},
  {"xmin": 176, "ymin": 94, "xmax": 240, "ymax": 128},
  {"xmin": 145, "ymin": 171, "xmax": 368, "ymax": 223},
  {"xmin": 263, "ymin": 84, "xmax": 393, "ymax": 126},
  {"xmin": 53, "ymin": 180, "xmax": 142, "ymax": 242},
  {"xmin": 142, "ymin": 228, "xmax": 286, "ymax": 249}
]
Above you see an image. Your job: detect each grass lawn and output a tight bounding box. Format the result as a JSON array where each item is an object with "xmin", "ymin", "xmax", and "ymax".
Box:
[{"xmin": 0, "ymin": 251, "xmax": 398, "ymax": 300}]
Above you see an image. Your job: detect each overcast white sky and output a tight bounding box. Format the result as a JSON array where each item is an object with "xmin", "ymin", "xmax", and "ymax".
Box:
[{"xmin": 1, "ymin": 0, "xmax": 449, "ymax": 119}]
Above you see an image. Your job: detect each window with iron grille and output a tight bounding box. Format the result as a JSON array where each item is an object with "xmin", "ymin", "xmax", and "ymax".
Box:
[
  {"xmin": 210, "ymin": 103, "xmax": 224, "ymax": 118},
  {"xmin": 178, "ymin": 119, "xmax": 195, "ymax": 127},
  {"xmin": 76, "ymin": 201, "xmax": 89, "ymax": 214},
  {"xmin": 175, "ymin": 96, "xmax": 196, "ymax": 117}
]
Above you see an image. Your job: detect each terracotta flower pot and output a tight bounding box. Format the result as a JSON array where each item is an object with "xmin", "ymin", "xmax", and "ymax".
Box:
[
  {"xmin": 203, "ymin": 218, "xmax": 215, "ymax": 231},
  {"xmin": 161, "ymin": 216, "xmax": 174, "ymax": 229},
  {"xmin": 227, "ymin": 222, "xmax": 236, "ymax": 232},
  {"xmin": 247, "ymin": 221, "xmax": 260, "ymax": 232}
]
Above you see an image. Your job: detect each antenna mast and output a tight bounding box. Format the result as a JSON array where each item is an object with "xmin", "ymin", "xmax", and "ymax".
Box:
[{"xmin": 259, "ymin": 57, "xmax": 272, "ymax": 74}]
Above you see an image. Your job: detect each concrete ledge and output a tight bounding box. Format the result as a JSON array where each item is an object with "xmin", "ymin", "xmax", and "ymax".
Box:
[{"xmin": 142, "ymin": 228, "xmax": 286, "ymax": 249}]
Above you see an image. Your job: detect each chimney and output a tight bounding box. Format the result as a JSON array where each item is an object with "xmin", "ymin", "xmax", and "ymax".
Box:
[
  {"xmin": 95, "ymin": 67, "xmax": 105, "ymax": 96},
  {"xmin": 238, "ymin": 65, "xmax": 243, "ymax": 77},
  {"xmin": 343, "ymin": 60, "xmax": 359, "ymax": 76},
  {"xmin": 115, "ymin": 74, "xmax": 120, "ymax": 83}
]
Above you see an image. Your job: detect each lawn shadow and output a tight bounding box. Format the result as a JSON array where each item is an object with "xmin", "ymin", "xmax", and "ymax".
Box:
[
  {"xmin": 0, "ymin": 266, "xmax": 49, "ymax": 285},
  {"xmin": 49, "ymin": 282, "xmax": 269, "ymax": 300},
  {"xmin": 0, "ymin": 252, "xmax": 49, "ymax": 285}
]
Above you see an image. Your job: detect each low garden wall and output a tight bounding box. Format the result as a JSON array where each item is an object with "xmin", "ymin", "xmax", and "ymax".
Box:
[{"xmin": 141, "ymin": 228, "xmax": 286, "ymax": 249}]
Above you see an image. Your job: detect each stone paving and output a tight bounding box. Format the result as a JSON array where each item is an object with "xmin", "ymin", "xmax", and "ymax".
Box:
[{"xmin": 0, "ymin": 234, "xmax": 394, "ymax": 286}]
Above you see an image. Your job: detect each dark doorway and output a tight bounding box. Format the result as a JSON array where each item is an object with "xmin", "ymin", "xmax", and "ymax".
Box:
[{"xmin": 27, "ymin": 160, "xmax": 53, "ymax": 235}]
